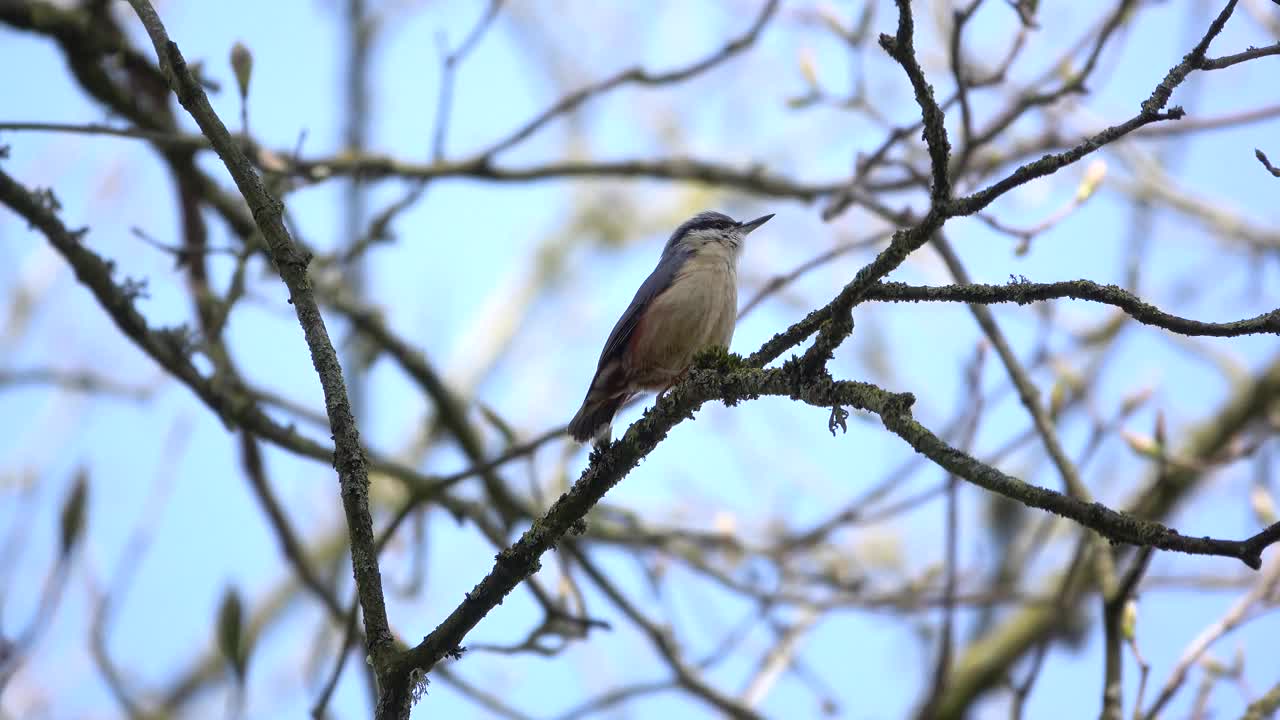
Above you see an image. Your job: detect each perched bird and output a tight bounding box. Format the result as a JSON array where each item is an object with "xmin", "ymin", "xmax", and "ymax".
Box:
[{"xmin": 569, "ymin": 210, "xmax": 773, "ymax": 443}]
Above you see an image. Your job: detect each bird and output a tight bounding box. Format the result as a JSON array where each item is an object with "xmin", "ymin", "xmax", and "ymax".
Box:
[{"xmin": 568, "ymin": 210, "xmax": 773, "ymax": 444}]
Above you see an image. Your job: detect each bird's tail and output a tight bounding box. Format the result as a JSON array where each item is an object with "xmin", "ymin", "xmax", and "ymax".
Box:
[{"xmin": 569, "ymin": 391, "xmax": 626, "ymax": 444}]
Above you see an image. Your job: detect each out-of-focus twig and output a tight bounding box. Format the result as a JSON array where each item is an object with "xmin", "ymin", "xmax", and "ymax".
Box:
[
  {"xmin": 1142, "ymin": 554, "xmax": 1280, "ymax": 719},
  {"xmin": 478, "ymin": 0, "xmax": 780, "ymax": 159},
  {"xmin": 0, "ymin": 368, "xmax": 153, "ymax": 400}
]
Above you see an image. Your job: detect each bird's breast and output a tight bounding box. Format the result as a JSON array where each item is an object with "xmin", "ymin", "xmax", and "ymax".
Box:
[{"xmin": 626, "ymin": 255, "xmax": 737, "ymax": 381}]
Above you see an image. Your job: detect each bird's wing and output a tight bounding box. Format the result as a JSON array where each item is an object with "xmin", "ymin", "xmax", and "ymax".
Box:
[{"xmin": 593, "ymin": 251, "xmax": 686, "ymax": 374}]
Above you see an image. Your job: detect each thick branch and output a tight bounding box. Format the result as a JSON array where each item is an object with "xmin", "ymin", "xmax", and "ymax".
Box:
[{"xmin": 380, "ymin": 355, "xmax": 1280, "ymax": 712}]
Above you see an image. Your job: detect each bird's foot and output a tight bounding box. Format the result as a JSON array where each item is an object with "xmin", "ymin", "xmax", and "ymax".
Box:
[{"xmin": 655, "ymin": 370, "xmax": 689, "ymax": 403}]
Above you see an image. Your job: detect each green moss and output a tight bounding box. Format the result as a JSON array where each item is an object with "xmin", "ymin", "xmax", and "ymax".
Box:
[{"xmin": 692, "ymin": 345, "xmax": 742, "ymax": 372}]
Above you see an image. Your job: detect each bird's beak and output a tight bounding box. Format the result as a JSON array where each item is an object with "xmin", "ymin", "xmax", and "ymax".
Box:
[{"xmin": 736, "ymin": 213, "xmax": 774, "ymax": 235}]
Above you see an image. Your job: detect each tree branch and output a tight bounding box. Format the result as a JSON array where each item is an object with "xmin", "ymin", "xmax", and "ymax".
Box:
[
  {"xmin": 878, "ymin": 0, "xmax": 952, "ymax": 201},
  {"xmin": 863, "ymin": 280, "xmax": 1280, "ymax": 336},
  {"xmin": 379, "ymin": 351, "xmax": 1280, "ymax": 712},
  {"xmin": 121, "ymin": 0, "xmax": 396, "ymax": 680}
]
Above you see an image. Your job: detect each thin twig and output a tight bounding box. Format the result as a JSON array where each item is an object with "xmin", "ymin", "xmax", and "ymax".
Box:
[
  {"xmin": 1143, "ymin": 554, "xmax": 1280, "ymax": 719},
  {"xmin": 478, "ymin": 0, "xmax": 779, "ymax": 158}
]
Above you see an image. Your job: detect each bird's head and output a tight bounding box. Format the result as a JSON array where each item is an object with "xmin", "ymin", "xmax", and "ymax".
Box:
[{"xmin": 662, "ymin": 210, "xmax": 773, "ymax": 259}]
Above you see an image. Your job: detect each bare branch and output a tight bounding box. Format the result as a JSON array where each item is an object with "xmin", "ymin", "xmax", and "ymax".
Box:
[
  {"xmin": 1100, "ymin": 548, "xmax": 1153, "ymax": 720},
  {"xmin": 1200, "ymin": 40, "xmax": 1280, "ymax": 69},
  {"xmin": 478, "ymin": 0, "xmax": 779, "ymax": 159},
  {"xmin": 123, "ymin": 0, "xmax": 396, "ymax": 687},
  {"xmin": 1143, "ymin": 555, "xmax": 1280, "ymax": 719},
  {"xmin": 1257, "ymin": 148, "xmax": 1280, "ymax": 177},
  {"xmin": 0, "ymin": 368, "xmax": 153, "ymax": 400},
  {"xmin": 382, "ymin": 349, "xmax": 1280, "ymax": 710},
  {"xmin": 862, "ymin": 280, "xmax": 1280, "ymax": 337}
]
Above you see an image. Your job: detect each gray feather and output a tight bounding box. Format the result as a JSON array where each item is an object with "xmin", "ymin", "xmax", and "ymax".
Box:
[{"xmin": 592, "ymin": 246, "xmax": 690, "ymax": 377}]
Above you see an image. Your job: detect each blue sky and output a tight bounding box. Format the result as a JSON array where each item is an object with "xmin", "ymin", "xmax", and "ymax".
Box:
[{"xmin": 2, "ymin": 1, "xmax": 1279, "ymax": 718}]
